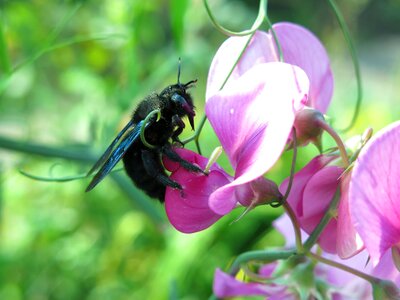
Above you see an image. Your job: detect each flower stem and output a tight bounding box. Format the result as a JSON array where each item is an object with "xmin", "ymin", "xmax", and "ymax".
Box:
[
  {"xmin": 203, "ymin": 0, "xmax": 267, "ymax": 36},
  {"xmin": 277, "ymin": 128, "xmax": 297, "ymax": 206},
  {"xmin": 0, "ymin": 135, "xmax": 165, "ymax": 225},
  {"xmin": 327, "ymin": 0, "xmax": 362, "ymax": 132},
  {"xmin": 273, "ymin": 129, "xmax": 303, "ymax": 252},
  {"xmin": 140, "ymin": 109, "xmax": 161, "ymax": 149},
  {"xmin": 264, "ymin": 15, "xmax": 283, "ymax": 62},
  {"xmin": 284, "ymin": 202, "xmax": 304, "ymax": 253},
  {"xmin": 303, "ymin": 186, "xmax": 341, "ymax": 251},
  {"xmin": 229, "ymin": 249, "xmax": 295, "ymax": 275},
  {"xmin": 317, "ymin": 119, "xmax": 350, "ymax": 168},
  {"xmin": 308, "ymin": 252, "xmax": 379, "ymax": 284}
]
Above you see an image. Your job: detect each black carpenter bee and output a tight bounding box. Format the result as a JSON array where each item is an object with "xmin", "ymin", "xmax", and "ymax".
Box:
[{"xmin": 86, "ymin": 64, "xmax": 204, "ymax": 201}]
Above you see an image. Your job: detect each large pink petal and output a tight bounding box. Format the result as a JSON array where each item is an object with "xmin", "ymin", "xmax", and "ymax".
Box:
[
  {"xmin": 280, "ymin": 155, "xmax": 338, "ymax": 219},
  {"xmin": 164, "ymin": 148, "xmax": 233, "ymax": 233},
  {"xmin": 349, "ymin": 121, "xmax": 400, "ymax": 265},
  {"xmin": 206, "ymin": 62, "xmax": 309, "ymax": 215},
  {"xmin": 273, "ymin": 22, "xmax": 334, "ymax": 113},
  {"xmin": 337, "ymin": 173, "xmax": 364, "ymax": 258},
  {"xmin": 206, "ymin": 23, "xmax": 333, "ymax": 113},
  {"xmin": 165, "ymin": 171, "xmax": 229, "ymax": 233},
  {"xmin": 301, "ymin": 166, "xmax": 343, "ymax": 253},
  {"xmin": 206, "ymin": 31, "xmax": 277, "ymax": 100}
]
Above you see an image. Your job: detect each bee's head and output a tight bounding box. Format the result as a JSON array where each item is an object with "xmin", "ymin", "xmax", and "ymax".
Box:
[{"xmin": 170, "ymin": 80, "xmax": 197, "ymax": 130}]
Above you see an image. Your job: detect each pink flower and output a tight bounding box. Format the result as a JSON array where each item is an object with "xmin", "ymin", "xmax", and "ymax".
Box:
[
  {"xmin": 163, "ymin": 148, "xmax": 232, "ymax": 233},
  {"xmin": 206, "ymin": 62, "xmax": 309, "ymax": 215},
  {"xmin": 164, "ymin": 22, "xmax": 335, "ymax": 232},
  {"xmin": 280, "ymin": 155, "xmax": 363, "ymax": 256},
  {"xmin": 163, "ymin": 149, "xmax": 281, "ymax": 233},
  {"xmin": 205, "ymin": 22, "xmax": 334, "ymax": 215},
  {"xmin": 206, "ymin": 22, "xmax": 333, "ymax": 114},
  {"xmin": 349, "ymin": 121, "xmax": 400, "ymax": 267},
  {"xmin": 280, "ymin": 155, "xmax": 341, "ymax": 253}
]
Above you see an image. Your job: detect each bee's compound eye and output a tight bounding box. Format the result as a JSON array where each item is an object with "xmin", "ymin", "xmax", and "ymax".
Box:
[{"xmin": 171, "ymin": 93, "xmax": 195, "ymax": 130}]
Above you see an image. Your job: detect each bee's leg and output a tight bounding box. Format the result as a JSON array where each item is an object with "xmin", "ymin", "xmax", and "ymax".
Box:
[
  {"xmin": 171, "ymin": 115, "xmax": 185, "ymax": 145},
  {"xmin": 162, "ymin": 145, "xmax": 206, "ymax": 174},
  {"xmin": 141, "ymin": 149, "xmax": 182, "ymax": 190}
]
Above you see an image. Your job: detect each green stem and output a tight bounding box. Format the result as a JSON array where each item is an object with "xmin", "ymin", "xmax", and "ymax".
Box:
[
  {"xmin": 264, "ymin": 15, "xmax": 283, "ymax": 62},
  {"xmin": 317, "ymin": 119, "xmax": 350, "ymax": 167},
  {"xmin": 194, "ymin": 114, "xmax": 207, "ymax": 155},
  {"xmin": 272, "ymin": 128, "xmax": 297, "ymax": 207},
  {"xmin": 284, "ymin": 202, "xmax": 304, "ymax": 253},
  {"xmin": 308, "ymin": 252, "xmax": 379, "ymax": 284},
  {"xmin": 229, "ymin": 249, "xmax": 295, "ymax": 275},
  {"xmin": 203, "ymin": 0, "xmax": 267, "ymax": 36},
  {"xmin": 327, "ymin": 0, "xmax": 362, "ymax": 132},
  {"xmin": 0, "ymin": 135, "xmax": 94, "ymax": 162},
  {"xmin": 0, "ymin": 135, "xmax": 165, "ymax": 225},
  {"xmin": 303, "ymin": 186, "xmax": 341, "ymax": 251},
  {"xmin": 276, "ymin": 129, "xmax": 303, "ymax": 252},
  {"xmin": 140, "ymin": 109, "xmax": 161, "ymax": 149}
]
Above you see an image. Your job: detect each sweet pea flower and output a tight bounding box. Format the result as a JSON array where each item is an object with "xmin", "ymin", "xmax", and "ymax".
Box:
[
  {"xmin": 205, "ymin": 22, "xmax": 334, "ymax": 215},
  {"xmin": 206, "ymin": 22, "xmax": 333, "ymax": 113},
  {"xmin": 349, "ymin": 121, "xmax": 400, "ymax": 267},
  {"xmin": 164, "ymin": 148, "xmax": 282, "ymax": 233},
  {"xmin": 206, "ymin": 62, "xmax": 309, "ymax": 215},
  {"xmin": 164, "ymin": 22, "xmax": 335, "ymax": 232},
  {"xmin": 280, "ymin": 154, "xmax": 363, "ymax": 256},
  {"xmin": 280, "ymin": 155, "xmax": 342, "ymax": 253}
]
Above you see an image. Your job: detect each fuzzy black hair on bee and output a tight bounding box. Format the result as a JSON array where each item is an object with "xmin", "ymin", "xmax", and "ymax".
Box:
[{"xmin": 86, "ymin": 62, "xmax": 203, "ymax": 201}]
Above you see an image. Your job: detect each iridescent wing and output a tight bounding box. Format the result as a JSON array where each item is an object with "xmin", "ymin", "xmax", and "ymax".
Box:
[{"xmin": 86, "ymin": 120, "xmax": 145, "ymax": 191}]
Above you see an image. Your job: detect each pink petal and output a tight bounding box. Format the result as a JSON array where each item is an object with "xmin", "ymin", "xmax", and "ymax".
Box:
[
  {"xmin": 273, "ymin": 22, "xmax": 334, "ymax": 113},
  {"xmin": 206, "ymin": 62, "xmax": 309, "ymax": 215},
  {"xmin": 349, "ymin": 121, "xmax": 400, "ymax": 265},
  {"xmin": 372, "ymin": 249, "xmax": 400, "ymax": 285},
  {"xmin": 301, "ymin": 165, "xmax": 343, "ymax": 253},
  {"xmin": 280, "ymin": 155, "xmax": 337, "ymax": 219},
  {"xmin": 206, "ymin": 23, "xmax": 333, "ymax": 113},
  {"xmin": 164, "ymin": 148, "xmax": 232, "ymax": 233},
  {"xmin": 213, "ymin": 269, "xmax": 284, "ymax": 298},
  {"xmin": 337, "ymin": 173, "xmax": 364, "ymax": 258},
  {"xmin": 206, "ymin": 31, "xmax": 277, "ymax": 100},
  {"xmin": 163, "ymin": 147, "xmax": 209, "ymax": 172}
]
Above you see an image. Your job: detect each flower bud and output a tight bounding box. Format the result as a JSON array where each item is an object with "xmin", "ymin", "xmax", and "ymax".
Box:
[
  {"xmin": 291, "ymin": 108, "xmax": 325, "ymax": 150},
  {"xmin": 235, "ymin": 177, "xmax": 282, "ymax": 207}
]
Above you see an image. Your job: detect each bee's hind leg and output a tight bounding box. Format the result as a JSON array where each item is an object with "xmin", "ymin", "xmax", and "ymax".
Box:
[{"xmin": 141, "ymin": 149, "xmax": 182, "ymax": 190}]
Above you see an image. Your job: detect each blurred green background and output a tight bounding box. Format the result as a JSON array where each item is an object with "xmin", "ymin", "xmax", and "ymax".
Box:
[{"xmin": 0, "ymin": 0, "xmax": 399, "ymax": 299}]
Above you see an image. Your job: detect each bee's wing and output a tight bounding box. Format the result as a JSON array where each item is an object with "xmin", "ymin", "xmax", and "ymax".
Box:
[
  {"xmin": 85, "ymin": 120, "xmax": 144, "ymax": 192},
  {"xmin": 87, "ymin": 120, "xmax": 135, "ymax": 176}
]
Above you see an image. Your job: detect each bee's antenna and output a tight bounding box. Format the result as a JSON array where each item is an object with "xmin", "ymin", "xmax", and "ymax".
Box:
[{"xmin": 177, "ymin": 57, "xmax": 181, "ymax": 85}]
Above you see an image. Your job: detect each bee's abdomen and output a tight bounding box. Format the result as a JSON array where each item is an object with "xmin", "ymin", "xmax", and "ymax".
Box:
[{"xmin": 122, "ymin": 143, "xmax": 166, "ymax": 202}]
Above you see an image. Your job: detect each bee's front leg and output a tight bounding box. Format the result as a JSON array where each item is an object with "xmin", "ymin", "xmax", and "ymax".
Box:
[{"xmin": 171, "ymin": 114, "xmax": 185, "ymax": 146}]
